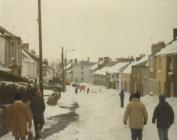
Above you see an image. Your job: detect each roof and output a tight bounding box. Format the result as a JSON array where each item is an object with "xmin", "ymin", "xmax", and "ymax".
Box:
[
  {"xmin": 0, "ymin": 26, "xmax": 20, "ymax": 38},
  {"xmin": 122, "ymin": 63, "xmax": 134, "ymax": 74},
  {"xmin": 94, "ymin": 67, "xmax": 111, "ymax": 75},
  {"xmin": 23, "ymin": 49, "xmax": 39, "ymax": 62},
  {"xmin": 107, "ymin": 62, "xmax": 128, "ymax": 73},
  {"xmin": 22, "ymin": 50, "xmax": 36, "ymax": 63},
  {"xmin": 98, "ymin": 60, "xmax": 104, "ymax": 65},
  {"xmin": 90, "ymin": 63, "xmax": 98, "ymax": 70},
  {"xmin": 0, "ymin": 62, "xmax": 11, "ymax": 72},
  {"xmin": 66, "ymin": 63, "xmax": 72, "ymax": 69},
  {"xmin": 132, "ymin": 55, "xmax": 149, "ymax": 66},
  {"xmin": 157, "ymin": 40, "xmax": 177, "ymax": 56}
]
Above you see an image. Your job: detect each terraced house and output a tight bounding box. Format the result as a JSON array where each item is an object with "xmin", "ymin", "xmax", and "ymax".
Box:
[{"xmin": 0, "ymin": 26, "xmax": 22, "ymax": 76}]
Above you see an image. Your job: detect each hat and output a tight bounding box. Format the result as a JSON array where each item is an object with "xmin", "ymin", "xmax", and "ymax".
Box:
[
  {"xmin": 14, "ymin": 93, "xmax": 22, "ymax": 100},
  {"xmin": 159, "ymin": 95, "xmax": 166, "ymax": 102},
  {"xmin": 133, "ymin": 92, "xmax": 140, "ymax": 99}
]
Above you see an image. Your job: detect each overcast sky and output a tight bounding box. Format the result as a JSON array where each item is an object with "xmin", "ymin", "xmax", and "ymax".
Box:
[{"xmin": 1, "ymin": 0, "xmax": 177, "ymax": 61}]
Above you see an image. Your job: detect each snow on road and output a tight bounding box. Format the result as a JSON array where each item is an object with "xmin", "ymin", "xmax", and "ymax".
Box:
[{"xmin": 1, "ymin": 84, "xmax": 177, "ymax": 140}]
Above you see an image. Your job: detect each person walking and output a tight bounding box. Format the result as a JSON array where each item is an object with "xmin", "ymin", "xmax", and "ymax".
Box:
[
  {"xmin": 87, "ymin": 88, "xmax": 90, "ymax": 94},
  {"xmin": 75, "ymin": 87, "xmax": 78, "ymax": 95},
  {"xmin": 30, "ymin": 88, "xmax": 45, "ymax": 139},
  {"xmin": 123, "ymin": 93, "xmax": 148, "ymax": 140},
  {"xmin": 119, "ymin": 89, "xmax": 125, "ymax": 108},
  {"xmin": 152, "ymin": 95, "xmax": 174, "ymax": 140},
  {"xmin": 7, "ymin": 93, "xmax": 32, "ymax": 140}
]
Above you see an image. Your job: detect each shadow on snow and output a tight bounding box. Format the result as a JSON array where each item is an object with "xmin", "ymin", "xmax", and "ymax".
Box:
[{"xmin": 41, "ymin": 102, "xmax": 79, "ymax": 139}]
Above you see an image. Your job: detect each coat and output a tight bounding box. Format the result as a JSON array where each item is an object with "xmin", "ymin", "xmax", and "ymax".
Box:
[
  {"xmin": 123, "ymin": 98, "xmax": 148, "ymax": 129},
  {"xmin": 119, "ymin": 90, "xmax": 125, "ymax": 100},
  {"xmin": 30, "ymin": 95, "xmax": 45, "ymax": 125},
  {"xmin": 7, "ymin": 100, "xmax": 32, "ymax": 137},
  {"xmin": 152, "ymin": 101, "xmax": 174, "ymax": 129}
]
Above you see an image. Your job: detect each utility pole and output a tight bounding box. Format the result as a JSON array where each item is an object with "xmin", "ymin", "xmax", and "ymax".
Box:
[
  {"xmin": 38, "ymin": 0, "xmax": 43, "ymax": 95},
  {"xmin": 61, "ymin": 46, "xmax": 65, "ymax": 92}
]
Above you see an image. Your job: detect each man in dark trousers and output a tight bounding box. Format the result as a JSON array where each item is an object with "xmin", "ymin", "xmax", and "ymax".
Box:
[
  {"xmin": 119, "ymin": 89, "xmax": 125, "ymax": 108},
  {"xmin": 30, "ymin": 88, "xmax": 45, "ymax": 139},
  {"xmin": 152, "ymin": 95, "xmax": 174, "ymax": 140},
  {"xmin": 75, "ymin": 87, "xmax": 78, "ymax": 95}
]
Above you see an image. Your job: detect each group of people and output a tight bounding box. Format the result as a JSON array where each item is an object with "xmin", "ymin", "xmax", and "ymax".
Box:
[
  {"xmin": 122, "ymin": 92, "xmax": 174, "ymax": 140},
  {"xmin": 75, "ymin": 87, "xmax": 90, "ymax": 94},
  {"xmin": 6, "ymin": 87, "xmax": 45, "ymax": 140}
]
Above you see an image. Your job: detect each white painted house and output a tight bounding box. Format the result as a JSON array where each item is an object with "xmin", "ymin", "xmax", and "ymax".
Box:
[
  {"xmin": 43, "ymin": 64, "xmax": 55, "ymax": 83},
  {"xmin": 72, "ymin": 61, "xmax": 94, "ymax": 83},
  {"xmin": 21, "ymin": 50, "xmax": 38, "ymax": 81}
]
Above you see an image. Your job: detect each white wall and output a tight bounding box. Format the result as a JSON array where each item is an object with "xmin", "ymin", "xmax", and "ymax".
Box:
[
  {"xmin": 22, "ymin": 60, "xmax": 38, "ymax": 80},
  {"xmin": 72, "ymin": 64, "xmax": 91, "ymax": 83},
  {"xmin": 0, "ymin": 37, "xmax": 5, "ymax": 64}
]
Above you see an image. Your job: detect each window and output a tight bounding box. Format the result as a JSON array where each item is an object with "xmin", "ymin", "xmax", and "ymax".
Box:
[
  {"xmin": 170, "ymin": 82, "xmax": 174, "ymax": 97},
  {"xmin": 169, "ymin": 57, "xmax": 174, "ymax": 71},
  {"xmin": 81, "ymin": 71, "xmax": 84, "ymax": 75},
  {"xmin": 150, "ymin": 57, "xmax": 153, "ymax": 72},
  {"xmin": 158, "ymin": 57, "xmax": 162, "ymax": 71},
  {"xmin": 158, "ymin": 81, "xmax": 161, "ymax": 95},
  {"xmin": 81, "ymin": 65, "xmax": 84, "ymax": 69},
  {"xmin": 11, "ymin": 41, "xmax": 15, "ymax": 57},
  {"xmin": 81, "ymin": 78, "xmax": 84, "ymax": 82}
]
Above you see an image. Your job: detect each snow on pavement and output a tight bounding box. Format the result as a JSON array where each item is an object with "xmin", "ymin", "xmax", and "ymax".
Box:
[{"xmin": 1, "ymin": 84, "xmax": 177, "ymax": 140}]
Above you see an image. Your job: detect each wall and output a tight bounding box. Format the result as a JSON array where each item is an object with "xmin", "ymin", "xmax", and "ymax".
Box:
[
  {"xmin": 156, "ymin": 56, "xmax": 167, "ymax": 96},
  {"xmin": 72, "ymin": 64, "xmax": 91, "ymax": 83},
  {"xmin": 121, "ymin": 73, "xmax": 131, "ymax": 93},
  {"xmin": 21, "ymin": 60, "xmax": 37, "ymax": 81}
]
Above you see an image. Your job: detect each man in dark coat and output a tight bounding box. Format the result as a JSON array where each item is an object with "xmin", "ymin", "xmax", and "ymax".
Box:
[
  {"xmin": 119, "ymin": 89, "xmax": 125, "ymax": 108},
  {"xmin": 30, "ymin": 89, "xmax": 45, "ymax": 139},
  {"xmin": 75, "ymin": 87, "xmax": 78, "ymax": 95},
  {"xmin": 152, "ymin": 95, "xmax": 174, "ymax": 140}
]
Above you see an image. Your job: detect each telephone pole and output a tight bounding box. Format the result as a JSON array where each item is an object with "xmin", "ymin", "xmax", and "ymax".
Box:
[
  {"xmin": 38, "ymin": 0, "xmax": 43, "ymax": 95},
  {"xmin": 61, "ymin": 46, "xmax": 65, "ymax": 92}
]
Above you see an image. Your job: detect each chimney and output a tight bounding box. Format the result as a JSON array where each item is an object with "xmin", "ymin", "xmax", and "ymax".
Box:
[
  {"xmin": 87, "ymin": 57, "xmax": 90, "ymax": 62},
  {"xmin": 98, "ymin": 57, "xmax": 103, "ymax": 62},
  {"xmin": 22, "ymin": 43, "xmax": 29, "ymax": 51},
  {"xmin": 173, "ymin": 28, "xmax": 177, "ymax": 41},
  {"xmin": 74, "ymin": 58, "xmax": 77, "ymax": 64}
]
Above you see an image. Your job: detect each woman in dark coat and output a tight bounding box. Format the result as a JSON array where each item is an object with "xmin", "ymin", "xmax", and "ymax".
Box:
[{"xmin": 119, "ymin": 89, "xmax": 125, "ymax": 108}]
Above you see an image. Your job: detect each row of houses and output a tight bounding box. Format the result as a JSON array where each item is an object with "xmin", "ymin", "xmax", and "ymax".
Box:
[
  {"xmin": 0, "ymin": 26, "xmax": 55, "ymax": 83},
  {"xmin": 91, "ymin": 30, "xmax": 177, "ymax": 97}
]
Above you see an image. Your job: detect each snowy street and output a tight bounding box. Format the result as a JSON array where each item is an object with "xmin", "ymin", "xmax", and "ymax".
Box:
[{"xmin": 1, "ymin": 84, "xmax": 177, "ymax": 140}]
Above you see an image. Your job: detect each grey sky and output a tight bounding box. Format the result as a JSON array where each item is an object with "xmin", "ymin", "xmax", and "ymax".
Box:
[{"xmin": 1, "ymin": 0, "xmax": 177, "ymax": 61}]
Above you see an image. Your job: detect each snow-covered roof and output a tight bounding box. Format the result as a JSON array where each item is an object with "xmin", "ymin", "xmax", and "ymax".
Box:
[
  {"xmin": 66, "ymin": 63, "xmax": 72, "ymax": 69},
  {"xmin": 132, "ymin": 55, "xmax": 149, "ymax": 66},
  {"xmin": 90, "ymin": 63, "xmax": 98, "ymax": 70},
  {"xmin": 22, "ymin": 50, "xmax": 36, "ymax": 63},
  {"xmin": 0, "ymin": 63, "xmax": 11, "ymax": 72},
  {"xmin": 157, "ymin": 40, "xmax": 177, "ymax": 56},
  {"xmin": 107, "ymin": 62, "xmax": 128, "ymax": 73},
  {"xmin": 94, "ymin": 67, "xmax": 111, "ymax": 75},
  {"xmin": 122, "ymin": 63, "xmax": 134, "ymax": 74},
  {"xmin": 98, "ymin": 60, "xmax": 104, "ymax": 65}
]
